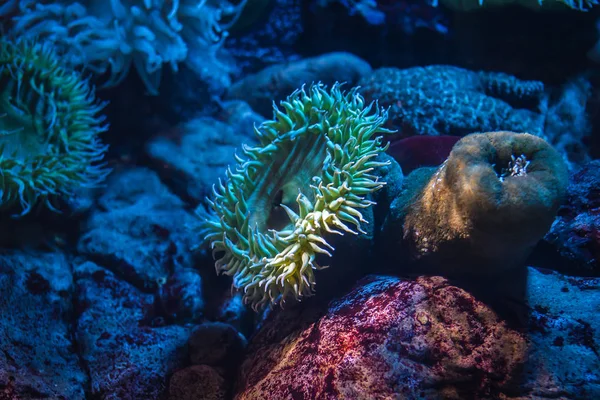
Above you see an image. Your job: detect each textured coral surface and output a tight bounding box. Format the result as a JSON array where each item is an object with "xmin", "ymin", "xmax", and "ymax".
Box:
[{"xmin": 359, "ymin": 65, "xmax": 545, "ymax": 138}]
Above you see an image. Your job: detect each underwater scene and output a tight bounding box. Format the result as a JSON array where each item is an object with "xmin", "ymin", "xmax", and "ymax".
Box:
[{"xmin": 1, "ymin": 0, "xmax": 600, "ymax": 399}]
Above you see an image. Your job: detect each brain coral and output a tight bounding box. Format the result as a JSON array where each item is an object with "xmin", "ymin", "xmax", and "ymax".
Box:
[
  {"xmin": 1, "ymin": 0, "xmax": 247, "ymax": 94},
  {"xmin": 199, "ymin": 83, "xmax": 391, "ymax": 310},
  {"xmin": 0, "ymin": 39, "xmax": 109, "ymax": 215}
]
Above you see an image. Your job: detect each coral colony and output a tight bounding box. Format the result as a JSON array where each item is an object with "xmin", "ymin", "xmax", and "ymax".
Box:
[{"xmin": 0, "ymin": 0, "xmax": 598, "ymax": 399}]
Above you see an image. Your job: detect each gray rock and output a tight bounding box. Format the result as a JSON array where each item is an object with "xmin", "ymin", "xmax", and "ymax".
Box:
[
  {"xmin": 145, "ymin": 101, "xmax": 262, "ymax": 204},
  {"xmin": 522, "ymin": 267, "xmax": 600, "ymax": 398},
  {"xmin": 77, "ymin": 168, "xmax": 197, "ymax": 290},
  {"xmin": 74, "ymin": 261, "xmax": 193, "ymax": 399},
  {"xmin": 227, "ymin": 52, "xmax": 372, "ymax": 117},
  {"xmin": 0, "ymin": 251, "xmax": 86, "ymax": 399}
]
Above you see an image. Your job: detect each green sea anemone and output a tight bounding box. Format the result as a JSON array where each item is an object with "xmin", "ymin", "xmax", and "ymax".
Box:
[
  {"xmin": 199, "ymin": 83, "xmax": 391, "ymax": 310},
  {"xmin": 0, "ymin": 38, "xmax": 109, "ymax": 216}
]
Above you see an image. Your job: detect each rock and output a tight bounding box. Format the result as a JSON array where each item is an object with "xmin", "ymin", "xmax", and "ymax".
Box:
[
  {"xmin": 213, "ymin": 290, "xmax": 255, "ymax": 338},
  {"xmin": 145, "ymin": 101, "xmax": 262, "ymax": 204},
  {"xmin": 0, "ymin": 251, "xmax": 86, "ymax": 399},
  {"xmin": 189, "ymin": 322, "xmax": 247, "ymax": 368},
  {"xmin": 153, "ymin": 268, "xmax": 204, "ymax": 324},
  {"xmin": 74, "ymin": 261, "xmax": 193, "ymax": 399},
  {"xmin": 168, "ymin": 365, "xmax": 227, "ymax": 400},
  {"xmin": 535, "ymin": 160, "xmax": 600, "ymax": 275},
  {"xmin": 226, "ymin": 0, "xmax": 303, "ymax": 74},
  {"xmin": 227, "ymin": 52, "xmax": 372, "ymax": 116},
  {"xmin": 77, "ymin": 168, "xmax": 198, "ymax": 290},
  {"xmin": 522, "ymin": 267, "xmax": 600, "ymax": 398},
  {"xmin": 235, "ymin": 274, "xmax": 528, "ymax": 399},
  {"xmin": 542, "ymin": 76, "xmax": 593, "ymax": 168}
]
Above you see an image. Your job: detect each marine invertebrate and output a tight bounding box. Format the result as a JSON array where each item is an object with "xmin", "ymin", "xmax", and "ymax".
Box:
[
  {"xmin": 2, "ymin": 0, "xmax": 247, "ymax": 94},
  {"xmin": 200, "ymin": 83, "xmax": 391, "ymax": 309},
  {"xmin": 0, "ymin": 38, "xmax": 109, "ymax": 215},
  {"xmin": 400, "ymin": 131, "xmax": 568, "ymax": 274},
  {"xmin": 359, "ymin": 66, "xmax": 545, "ymax": 138}
]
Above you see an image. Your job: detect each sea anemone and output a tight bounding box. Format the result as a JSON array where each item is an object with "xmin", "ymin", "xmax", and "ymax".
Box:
[
  {"xmin": 0, "ymin": 38, "xmax": 109, "ymax": 216},
  {"xmin": 199, "ymin": 83, "xmax": 391, "ymax": 310},
  {"xmin": 2, "ymin": 0, "xmax": 247, "ymax": 94}
]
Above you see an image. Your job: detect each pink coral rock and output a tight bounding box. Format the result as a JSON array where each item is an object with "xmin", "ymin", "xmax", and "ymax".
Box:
[{"xmin": 235, "ymin": 275, "xmax": 528, "ymax": 399}]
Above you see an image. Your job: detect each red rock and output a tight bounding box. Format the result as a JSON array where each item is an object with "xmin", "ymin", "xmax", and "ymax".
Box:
[
  {"xmin": 386, "ymin": 135, "xmax": 460, "ymax": 173},
  {"xmin": 235, "ymin": 275, "xmax": 527, "ymax": 400}
]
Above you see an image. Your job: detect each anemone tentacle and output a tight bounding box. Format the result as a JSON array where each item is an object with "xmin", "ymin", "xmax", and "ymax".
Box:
[
  {"xmin": 199, "ymin": 83, "xmax": 391, "ymax": 310},
  {"xmin": 0, "ymin": 38, "xmax": 110, "ymax": 216}
]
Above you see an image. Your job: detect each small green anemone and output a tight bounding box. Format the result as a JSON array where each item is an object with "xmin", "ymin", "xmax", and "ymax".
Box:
[
  {"xmin": 199, "ymin": 83, "xmax": 391, "ymax": 310},
  {"xmin": 0, "ymin": 38, "xmax": 110, "ymax": 216}
]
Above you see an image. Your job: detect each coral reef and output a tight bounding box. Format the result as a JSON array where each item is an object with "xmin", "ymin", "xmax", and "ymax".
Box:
[
  {"xmin": 200, "ymin": 83, "xmax": 391, "ymax": 309},
  {"xmin": 1, "ymin": 0, "xmax": 247, "ymax": 94},
  {"xmin": 396, "ymin": 131, "xmax": 569, "ymax": 274},
  {"xmin": 0, "ymin": 2, "xmax": 598, "ymax": 398},
  {"xmin": 359, "ymin": 65, "xmax": 546, "ymax": 138},
  {"xmin": 0, "ymin": 38, "xmax": 109, "ymax": 216}
]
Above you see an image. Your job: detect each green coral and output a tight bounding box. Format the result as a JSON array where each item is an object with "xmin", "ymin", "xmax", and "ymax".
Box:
[
  {"xmin": 199, "ymin": 83, "xmax": 391, "ymax": 310},
  {"xmin": 0, "ymin": 38, "xmax": 109, "ymax": 215}
]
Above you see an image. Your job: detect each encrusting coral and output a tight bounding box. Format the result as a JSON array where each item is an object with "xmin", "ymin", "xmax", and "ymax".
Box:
[
  {"xmin": 199, "ymin": 83, "xmax": 391, "ymax": 310},
  {"xmin": 0, "ymin": 38, "xmax": 109, "ymax": 216},
  {"xmin": 400, "ymin": 131, "xmax": 568, "ymax": 274},
  {"xmin": 359, "ymin": 66, "xmax": 546, "ymax": 138}
]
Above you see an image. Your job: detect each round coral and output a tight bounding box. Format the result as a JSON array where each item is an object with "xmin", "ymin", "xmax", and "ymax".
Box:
[
  {"xmin": 402, "ymin": 131, "xmax": 569, "ymax": 273},
  {"xmin": 199, "ymin": 83, "xmax": 392, "ymax": 310},
  {"xmin": 0, "ymin": 39, "xmax": 110, "ymax": 216}
]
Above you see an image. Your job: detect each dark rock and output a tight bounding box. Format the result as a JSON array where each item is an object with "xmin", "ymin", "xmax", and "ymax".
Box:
[
  {"xmin": 227, "ymin": 52, "xmax": 372, "ymax": 116},
  {"xmin": 536, "ymin": 160, "xmax": 600, "ymax": 275},
  {"xmin": 0, "ymin": 251, "xmax": 86, "ymax": 399},
  {"xmin": 168, "ymin": 365, "xmax": 227, "ymax": 400},
  {"xmin": 226, "ymin": 0, "xmax": 303, "ymax": 74},
  {"xmin": 153, "ymin": 268, "xmax": 204, "ymax": 324},
  {"xmin": 189, "ymin": 322, "xmax": 247, "ymax": 368},
  {"xmin": 74, "ymin": 261, "xmax": 192, "ymax": 399}
]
